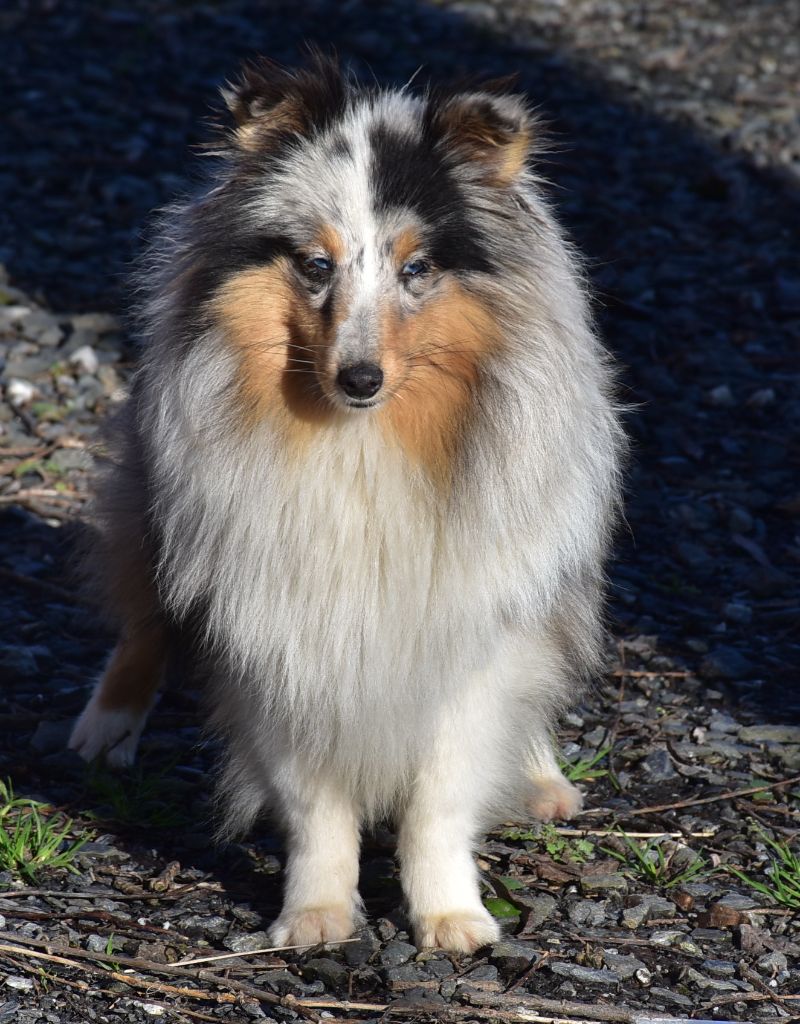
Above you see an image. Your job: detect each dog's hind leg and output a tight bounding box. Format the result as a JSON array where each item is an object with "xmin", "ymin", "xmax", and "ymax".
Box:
[
  {"xmin": 69, "ymin": 618, "xmax": 168, "ymax": 768},
  {"xmin": 524, "ymin": 723, "xmax": 583, "ymax": 821}
]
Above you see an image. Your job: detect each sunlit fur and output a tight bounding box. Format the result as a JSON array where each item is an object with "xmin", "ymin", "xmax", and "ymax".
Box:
[{"xmin": 71, "ymin": 55, "xmax": 624, "ymax": 953}]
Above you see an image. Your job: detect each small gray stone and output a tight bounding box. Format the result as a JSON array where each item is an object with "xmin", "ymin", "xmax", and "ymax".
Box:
[
  {"xmin": 702, "ymin": 958, "xmax": 736, "ymax": 978},
  {"xmin": 86, "ymin": 933, "xmax": 116, "ymax": 952},
  {"xmin": 580, "ymin": 873, "xmax": 628, "ymax": 896},
  {"xmin": 69, "ymin": 344, "xmax": 100, "ymax": 375},
  {"xmin": 70, "ymin": 312, "xmax": 120, "ymax": 334},
  {"xmin": 256, "ymin": 969, "xmax": 312, "ymax": 996},
  {"xmin": 379, "ymin": 939, "xmax": 417, "ymax": 967},
  {"xmin": 707, "ymin": 384, "xmax": 734, "ymax": 406},
  {"xmin": 601, "ymin": 951, "xmax": 647, "ymax": 980},
  {"xmin": 756, "ymin": 951, "xmax": 788, "ymax": 974},
  {"xmin": 775, "ymin": 745, "xmax": 800, "ymax": 770},
  {"xmin": 650, "ymin": 986, "xmax": 693, "ymax": 1008},
  {"xmin": 621, "ymin": 894, "xmax": 676, "ymax": 929},
  {"xmin": 458, "ymin": 964, "xmax": 501, "ymax": 992},
  {"xmin": 722, "ymin": 602, "xmax": 752, "ymax": 625},
  {"xmin": 181, "ymin": 914, "xmax": 229, "ymax": 940},
  {"xmin": 708, "ymin": 712, "xmax": 742, "ymax": 734},
  {"xmin": 649, "ymin": 929, "xmax": 685, "ymax": 946},
  {"xmin": 342, "ymin": 927, "xmax": 380, "ymax": 966},
  {"xmin": 223, "ymin": 930, "xmax": 271, "ymax": 953},
  {"xmin": 4, "ymin": 977, "xmax": 34, "ymax": 991},
  {"xmin": 718, "ymin": 893, "xmax": 759, "ymax": 910},
  {"xmin": 5, "ymin": 378, "xmax": 36, "ymax": 406},
  {"xmin": 739, "ymin": 724, "xmax": 800, "ymax": 744},
  {"xmin": 550, "ymin": 963, "xmax": 619, "ymax": 989},
  {"xmin": 642, "ymin": 747, "xmax": 677, "ymax": 780},
  {"xmin": 568, "ymin": 899, "xmax": 607, "ymax": 926},
  {"xmin": 489, "ymin": 940, "xmax": 538, "ymax": 974},
  {"xmin": 685, "ymin": 968, "xmax": 739, "ymax": 992},
  {"xmin": 516, "ymin": 892, "xmax": 557, "ymax": 927},
  {"xmin": 384, "ymin": 963, "xmax": 437, "ymax": 990},
  {"xmin": 301, "ymin": 957, "xmax": 348, "ymax": 989},
  {"xmin": 582, "ymin": 726, "xmax": 607, "ymax": 748}
]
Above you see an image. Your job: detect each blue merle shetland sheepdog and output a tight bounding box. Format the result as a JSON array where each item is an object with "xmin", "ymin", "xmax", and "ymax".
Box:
[{"xmin": 70, "ymin": 53, "xmax": 624, "ymax": 953}]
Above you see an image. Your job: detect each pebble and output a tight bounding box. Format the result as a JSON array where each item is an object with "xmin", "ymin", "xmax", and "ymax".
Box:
[
  {"xmin": 642, "ymin": 747, "xmax": 677, "ymax": 780},
  {"xmin": 223, "ymin": 930, "xmax": 271, "ymax": 953},
  {"xmin": 649, "ymin": 986, "xmax": 693, "ymax": 1009},
  {"xmin": 722, "ymin": 601, "xmax": 752, "ymax": 624},
  {"xmin": 568, "ymin": 899, "xmax": 608, "ymax": 926},
  {"xmin": 301, "ymin": 957, "xmax": 349, "ymax": 989},
  {"xmin": 702, "ymin": 958, "xmax": 737, "ymax": 977},
  {"xmin": 517, "ymin": 892, "xmax": 557, "ymax": 928},
  {"xmin": 707, "ymin": 384, "xmax": 735, "ymax": 407},
  {"xmin": 601, "ymin": 951, "xmax": 647, "ymax": 980},
  {"xmin": 379, "ymin": 939, "xmax": 417, "ymax": 967},
  {"xmin": 4, "ymin": 976, "xmax": 34, "ymax": 991},
  {"xmin": 5, "ymin": 378, "xmax": 36, "ymax": 406},
  {"xmin": 489, "ymin": 940, "xmax": 538, "ymax": 974},
  {"xmin": 757, "ymin": 951, "xmax": 788, "ymax": 974},
  {"xmin": 181, "ymin": 914, "xmax": 229, "ymax": 940},
  {"xmin": 621, "ymin": 894, "xmax": 676, "ymax": 929},
  {"xmin": 69, "ymin": 344, "xmax": 100, "ymax": 375},
  {"xmin": 739, "ymin": 724, "xmax": 800, "ymax": 744},
  {"xmin": 342, "ymin": 927, "xmax": 380, "ymax": 966},
  {"xmin": 550, "ymin": 963, "xmax": 620, "ymax": 989},
  {"xmin": 580, "ymin": 873, "xmax": 628, "ymax": 896}
]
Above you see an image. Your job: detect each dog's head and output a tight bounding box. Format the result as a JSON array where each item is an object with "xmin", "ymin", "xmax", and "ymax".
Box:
[{"xmin": 162, "ymin": 53, "xmax": 540, "ymax": 479}]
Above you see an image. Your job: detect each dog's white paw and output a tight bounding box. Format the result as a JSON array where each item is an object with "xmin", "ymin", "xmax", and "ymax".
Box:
[
  {"xmin": 69, "ymin": 694, "xmax": 147, "ymax": 767},
  {"xmin": 414, "ymin": 908, "xmax": 500, "ymax": 954},
  {"xmin": 269, "ymin": 904, "xmax": 358, "ymax": 947},
  {"xmin": 527, "ymin": 774, "xmax": 583, "ymax": 821}
]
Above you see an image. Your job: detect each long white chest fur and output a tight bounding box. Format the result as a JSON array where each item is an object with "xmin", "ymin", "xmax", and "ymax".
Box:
[{"xmin": 154, "ymin": 416, "xmax": 510, "ymax": 774}]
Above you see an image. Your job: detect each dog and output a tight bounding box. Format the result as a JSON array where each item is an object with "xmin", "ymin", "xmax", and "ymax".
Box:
[{"xmin": 69, "ymin": 53, "xmax": 624, "ymax": 953}]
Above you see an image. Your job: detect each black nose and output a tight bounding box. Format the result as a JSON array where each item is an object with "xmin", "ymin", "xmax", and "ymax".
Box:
[{"xmin": 336, "ymin": 362, "xmax": 384, "ymax": 400}]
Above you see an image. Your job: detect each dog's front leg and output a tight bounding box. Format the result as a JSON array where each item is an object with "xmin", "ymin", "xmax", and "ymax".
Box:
[
  {"xmin": 269, "ymin": 765, "xmax": 363, "ymax": 947},
  {"xmin": 397, "ymin": 685, "xmax": 502, "ymax": 954}
]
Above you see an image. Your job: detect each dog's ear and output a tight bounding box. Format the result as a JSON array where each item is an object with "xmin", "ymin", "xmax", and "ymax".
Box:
[
  {"xmin": 221, "ymin": 50, "xmax": 346, "ymax": 153},
  {"xmin": 432, "ymin": 91, "xmax": 535, "ymax": 186}
]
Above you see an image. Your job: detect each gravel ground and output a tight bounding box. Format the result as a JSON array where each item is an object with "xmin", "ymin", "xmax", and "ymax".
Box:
[{"xmin": 1, "ymin": 1, "xmax": 799, "ymax": 1022}]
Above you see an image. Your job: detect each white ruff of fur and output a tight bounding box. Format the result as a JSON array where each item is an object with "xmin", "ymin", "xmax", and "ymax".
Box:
[{"xmin": 141, "ymin": 290, "xmax": 619, "ymax": 832}]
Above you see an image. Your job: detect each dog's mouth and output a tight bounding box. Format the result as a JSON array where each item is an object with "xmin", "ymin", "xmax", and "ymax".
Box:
[{"xmin": 343, "ymin": 397, "xmax": 381, "ymax": 410}]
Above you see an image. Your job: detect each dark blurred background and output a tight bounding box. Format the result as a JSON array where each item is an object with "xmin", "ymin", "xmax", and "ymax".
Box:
[{"xmin": 1, "ymin": 0, "xmax": 798, "ymax": 718}]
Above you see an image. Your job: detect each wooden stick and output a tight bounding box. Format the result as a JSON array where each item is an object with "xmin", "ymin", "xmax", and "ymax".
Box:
[
  {"xmin": 0, "ymin": 942, "xmax": 236, "ymax": 1005},
  {"xmin": 0, "ymin": 932, "xmax": 283, "ymax": 1009},
  {"xmin": 175, "ymin": 937, "xmax": 358, "ymax": 967},
  {"xmin": 551, "ymin": 827, "xmax": 715, "ymax": 839},
  {"xmin": 630, "ymin": 774, "xmax": 800, "ymax": 816}
]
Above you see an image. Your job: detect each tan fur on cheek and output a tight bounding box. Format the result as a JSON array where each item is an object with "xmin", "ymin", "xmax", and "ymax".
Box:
[
  {"xmin": 213, "ymin": 266, "xmax": 339, "ymax": 440},
  {"xmin": 379, "ymin": 283, "xmax": 500, "ymax": 490}
]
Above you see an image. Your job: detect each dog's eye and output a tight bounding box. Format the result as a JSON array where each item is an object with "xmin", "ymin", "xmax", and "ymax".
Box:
[
  {"xmin": 301, "ymin": 255, "xmax": 334, "ymax": 280},
  {"xmin": 401, "ymin": 259, "xmax": 429, "ymax": 278}
]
